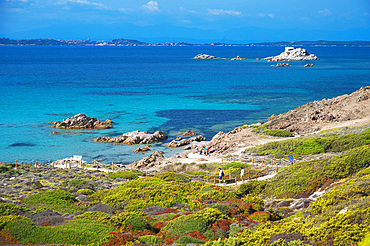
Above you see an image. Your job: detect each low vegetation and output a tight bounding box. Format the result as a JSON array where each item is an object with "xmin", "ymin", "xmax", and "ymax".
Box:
[{"xmin": 0, "ymin": 126, "xmax": 369, "ymax": 245}]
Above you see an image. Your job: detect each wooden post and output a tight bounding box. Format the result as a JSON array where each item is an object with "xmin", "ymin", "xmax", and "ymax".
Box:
[
  {"xmin": 263, "ymin": 157, "xmax": 265, "ymax": 165},
  {"xmin": 252, "ymin": 157, "xmax": 254, "ymax": 166},
  {"xmin": 276, "ymin": 162, "xmax": 278, "ymax": 173},
  {"xmin": 15, "ymin": 160, "xmax": 17, "ymax": 169},
  {"xmin": 21, "ymin": 161, "xmax": 23, "ymax": 168},
  {"xmin": 214, "ymin": 177, "xmax": 216, "ymax": 184},
  {"xmin": 248, "ymin": 170, "xmax": 250, "ymax": 180},
  {"xmin": 49, "ymin": 160, "xmax": 51, "ymax": 168},
  {"xmin": 235, "ymin": 176, "xmax": 237, "ymax": 183},
  {"xmin": 69, "ymin": 162, "xmax": 71, "ymax": 170},
  {"xmin": 32, "ymin": 160, "xmax": 35, "ymax": 167},
  {"xmin": 281, "ymin": 159, "xmax": 283, "ymax": 167}
]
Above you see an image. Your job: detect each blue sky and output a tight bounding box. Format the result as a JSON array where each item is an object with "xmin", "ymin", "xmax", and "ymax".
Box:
[{"xmin": 0, "ymin": 0, "xmax": 369, "ymax": 42}]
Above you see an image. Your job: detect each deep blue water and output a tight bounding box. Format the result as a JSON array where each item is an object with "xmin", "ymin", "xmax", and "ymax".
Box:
[{"xmin": 0, "ymin": 46, "xmax": 369, "ymax": 164}]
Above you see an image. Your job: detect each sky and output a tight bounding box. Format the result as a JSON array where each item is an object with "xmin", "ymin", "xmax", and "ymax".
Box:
[{"xmin": 0, "ymin": 0, "xmax": 369, "ymax": 43}]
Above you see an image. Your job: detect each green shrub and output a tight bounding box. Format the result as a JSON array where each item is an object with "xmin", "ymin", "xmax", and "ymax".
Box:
[
  {"xmin": 74, "ymin": 211, "xmax": 111, "ymax": 225},
  {"xmin": 108, "ymin": 170, "xmax": 138, "ymax": 180},
  {"xmin": 62, "ymin": 178, "xmax": 97, "ymax": 189},
  {"xmin": 0, "ymin": 203, "xmax": 29, "ymax": 216},
  {"xmin": 241, "ymin": 195, "xmax": 264, "ymax": 211},
  {"xmin": 197, "ymin": 208, "xmax": 228, "ymax": 225},
  {"xmin": 207, "ymin": 203, "xmax": 232, "ymax": 217},
  {"xmin": 223, "ymin": 162, "xmax": 249, "ymax": 170},
  {"xmin": 76, "ymin": 188, "xmax": 94, "ymax": 195},
  {"xmin": 21, "ymin": 190, "xmax": 81, "ymax": 214},
  {"xmin": 236, "ymin": 180, "xmax": 268, "ymax": 197},
  {"xmin": 176, "ymin": 235, "xmax": 205, "ymax": 245},
  {"xmin": 0, "ymin": 215, "xmax": 22, "ymax": 230},
  {"xmin": 249, "ymin": 211, "xmax": 271, "ymax": 222},
  {"xmin": 4, "ymin": 218, "xmax": 116, "ymax": 245},
  {"xmin": 111, "ymin": 212, "xmax": 152, "ymax": 232},
  {"xmin": 161, "ymin": 214, "xmax": 210, "ymax": 236},
  {"xmin": 264, "ymin": 129, "xmax": 293, "ymax": 137},
  {"xmin": 155, "ymin": 171, "xmax": 190, "ymax": 182},
  {"xmin": 139, "ymin": 235, "xmax": 163, "ymax": 245}
]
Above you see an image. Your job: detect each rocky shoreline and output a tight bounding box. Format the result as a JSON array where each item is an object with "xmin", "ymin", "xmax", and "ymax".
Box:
[{"xmin": 93, "ymin": 130, "xmax": 168, "ymax": 145}]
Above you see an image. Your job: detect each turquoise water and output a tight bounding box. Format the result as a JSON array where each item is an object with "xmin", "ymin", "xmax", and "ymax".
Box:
[{"xmin": 0, "ymin": 46, "xmax": 369, "ymax": 164}]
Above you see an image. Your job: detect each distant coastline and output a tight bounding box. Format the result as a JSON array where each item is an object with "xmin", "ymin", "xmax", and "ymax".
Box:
[{"xmin": 0, "ymin": 38, "xmax": 369, "ymax": 47}]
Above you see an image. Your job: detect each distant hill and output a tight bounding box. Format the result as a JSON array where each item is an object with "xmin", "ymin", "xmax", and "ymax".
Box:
[{"xmin": 0, "ymin": 37, "xmax": 369, "ymax": 47}]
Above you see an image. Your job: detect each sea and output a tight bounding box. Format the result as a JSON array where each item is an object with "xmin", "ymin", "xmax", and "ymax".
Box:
[{"xmin": 0, "ymin": 45, "xmax": 369, "ymax": 164}]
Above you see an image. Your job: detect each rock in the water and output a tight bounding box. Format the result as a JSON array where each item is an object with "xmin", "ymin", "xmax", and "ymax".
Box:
[
  {"xmin": 304, "ymin": 64, "xmax": 314, "ymax": 67},
  {"xmin": 94, "ymin": 130, "xmax": 168, "ymax": 145},
  {"xmin": 271, "ymin": 63, "xmax": 290, "ymax": 67},
  {"xmin": 182, "ymin": 130, "xmax": 197, "ymax": 137},
  {"xmin": 263, "ymin": 47, "xmax": 319, "ymax": 61},
  {"xmin": 166, "ymin": 135, "xmax": 206, "ymax": 148},
  {"xmin": 231, "ymin": 56, "xmax": 246, "ymax": 60},
  {"xmin": 50, "ymin": 113, "xmax": 113, "ymax": 129},
  {"xmin": 193, "ymin": 54, "xmax": 219, "ymax": 59}
]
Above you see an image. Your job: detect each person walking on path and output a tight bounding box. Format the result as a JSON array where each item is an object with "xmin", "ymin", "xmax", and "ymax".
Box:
[
  {"xmin": 218, "ymin": 168, "xmax": 224, "ymax": 183},
  {"xmin": 240, "ymin": 167, "xmax": 245, "ymax": 182}
]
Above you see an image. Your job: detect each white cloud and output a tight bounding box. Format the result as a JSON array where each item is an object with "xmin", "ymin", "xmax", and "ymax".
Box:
[
  {"xmin": 318, "ymin": 9, "xmax": 331, "ymax": 16},
  {"xmin": 207, "ymin": 9, "xmax": 241, "ymax": 16},
  {"xmin": 259, "ymin": 13, "xmax": 275, "ymax": 18},
  {"xmin": 57, "ymin": 0, "xmax": 108, "ymax": 9},
  {"xmin": 142, "ymin": 1, "xmax": 159, "ymax": 12}
]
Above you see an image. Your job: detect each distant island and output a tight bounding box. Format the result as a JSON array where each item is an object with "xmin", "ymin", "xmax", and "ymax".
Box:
[{"xmin": 0, "ymin": 38, "xmax": 369, "ymax": 47}]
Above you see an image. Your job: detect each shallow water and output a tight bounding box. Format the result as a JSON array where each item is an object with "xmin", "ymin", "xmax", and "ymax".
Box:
[{"xmin": 0, "ymin": 46, "xmax": 369, "ymax": 163}]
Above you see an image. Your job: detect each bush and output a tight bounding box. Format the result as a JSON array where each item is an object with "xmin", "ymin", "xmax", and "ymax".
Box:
[
  {"xmin": 108, "ymin": 170, "xmax": 138, "ymax": 180},
  {"xmin": 249, "ymin": 211, "xmax": 271, "ymax": 222},
  {"xmin": 0, "ymin": 203, "xmax": 29, "ymax": 216},
  {"xmin": 223, "ymin": 162, "xmax": 249, "ymax": 170},
  {"xmin": 21, "ymin": 190, "xmax": 81, "ymax": 214},
  {"xmin": 110, "ymin": 212, "xmax": 152, "ymax": 232},
  {"xmin": 176, "ymin": 235, "xmax": 205, "ymax": 245},
  {"xmin": 197, "ymin": 208, "xmax": 228, "ymax": 225},
  {"xmin": 139, "ymin": 235, "xmax": 163, "ymax": 245},
  {"xmin": 155, "ymin": 171, "xmax": 190, "ymax": 182},
  {"xmin": 264, "ymin": 129, "xmax": 293, "ymax": 137},
  {"xmin": 161, "ymin": 214, "xmax": 210, "ymax": 236},
  {"xmin": 76, "ymin": 188, "xmax": 94, "ymax": 195},
  {"xmin": 4, "ymin": 218, "xmax": 116, "ymax": 245},
  {"xmin": 0, "ymin": 215, "xmax": 22, "ymax": 230},
  {"xmin": 62, "ymin": 178, "xmax": 97, "ymax": 189}
]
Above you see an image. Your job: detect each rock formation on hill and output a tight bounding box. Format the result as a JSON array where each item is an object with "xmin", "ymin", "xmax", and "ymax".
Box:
[
  {"xmin": 51, "ymin": 113, "xmax": 113, "ymax": 129},
  {"xmin": 265, "ymin": 86, "xmax": 370, "ymax": 134},
  {"xmin": 166, "ymin": 135, "xmax": 206, "ymax": 148},
  {"xmin": 93, "ymin": 130, "xmax": 168, "ymax": 145},
  {"xmin": 263, "ymin": 47, "xmax": 319, "ymax": 61}
]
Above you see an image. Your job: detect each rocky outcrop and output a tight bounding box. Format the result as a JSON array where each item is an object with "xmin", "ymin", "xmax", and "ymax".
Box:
[
  {"xmin": 231, "ymin": 56, "xmax": 246, "ymax": 60},
  {"xmin": 94, "ymin": 130, "xmax": 168, "ymax": 145},
  {"xmin": 194, "ymin": 54, "xmax": 219, "ymax": 59},
  {"xmin": 265, "ymin": 86, "xmax": 370, "ymax": 134},
  {"xmin": 128, "ymin": 151, "xmax": 168, "ymax": 170},
  {"xmin": 51, "ymin": 113, "xmax": 113, "ymax": 129},
  {"xmin": 304, "ymin": 64, "xmax": 314, "ymax": 67},
  {"xmin": 132, "ymin": 145, "xmax": 151, "ymax": 153},
  {"xmin": 271, "ymin": 63, "xmax": 290, "ymax": 67},
  {"xmin": 166, "ymin": 135, "xmax": 206, "ymax": 148},
  {"xmin": 263, "ymin": 47, "xmax": 319, "ymax": 61},
  {"xmin": 181, "ymin": 130, "xmax": 197, "ymax": 137}
]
